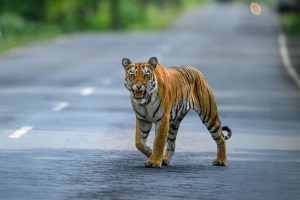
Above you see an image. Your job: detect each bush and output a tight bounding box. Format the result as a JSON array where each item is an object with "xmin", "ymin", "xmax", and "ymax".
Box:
[
  {"xmin": 282, "ymin": 12, "xmax": 300, "ymax": 35},
  {"xmin": 0, "ymin": 12, "xmax": 39, "ymax": 37}
]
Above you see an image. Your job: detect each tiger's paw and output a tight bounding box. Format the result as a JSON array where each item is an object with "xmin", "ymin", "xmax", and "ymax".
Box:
[
  {"xmin": 144, "ymin": 158, "xmax": 162, "ymax": 168},
  {"xmin": 162, "ymin": 156, "xmax": 171, "ymax": 166},
  {"xmin": 213, "ymin": 157, "xmax": 226, "ymax": 166},
  {"xmin": 162, "ymin": 159, "xmax": 170, "ymax": 166}
]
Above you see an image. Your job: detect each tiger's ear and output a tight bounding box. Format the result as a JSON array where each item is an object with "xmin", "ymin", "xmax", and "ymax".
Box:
[
  {"xmin": 148, "ymin": 57, "xmax": 158, "ymax": 69},
  {"xmin": 122, "ymin": 58, "xmax": 132, "ymax": 68}
]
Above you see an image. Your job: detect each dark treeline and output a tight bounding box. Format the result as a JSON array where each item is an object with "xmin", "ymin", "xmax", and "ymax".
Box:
[{"xmin": 0, "ymin": 0, "xmax": 203, "ymax": 37}]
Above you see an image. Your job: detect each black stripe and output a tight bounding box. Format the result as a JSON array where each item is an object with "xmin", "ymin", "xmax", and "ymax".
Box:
[
  {"xmin": 142, "ymin": 135, "xmax": 149, "ymax": 139},
  {"xmin": 174, "ymin": 85, "xmax": 178, "ymax": 104},
  {"xmin": 181, "ymin": 67, "xmax": 192, "ymax": 81},
  {"xmin": 170, "ymin": 124, "xmax": 178, "ymax": 131},
  {"xmin": 168, "ymin": 130, "xmax": 176, "ymax": 135},
  {"xmin": 207, "ymin": 115, "xmax": 218, "ymax": 131},
  {"xmin": 181, "ymin": 101, "xmax": 186, "ymax": 115},
  {"xmin": 155, "ymin": 114, "xmax": 164, "ymax": 123},
  {"xmin": 137, "ymin": 117, "xmax": 151, "ymax": 124},
  {"xmin": 212, "ymin": 135, "xmax": 221, "ymax": 140},
  {"xmin": 186, "ymin": 67, "xmax": 195, "ymax": 77},
  {"xmin": 153, "ymin": 100, "xmax": 162, "ymax": 118},
  {"xmin": 196, "ymin": 72, "xmax": 203, "ymax": 111},
  {"xmin": 167, "ymin": 137, "xmax": 176, "ymax": 142},
  {"xmin": 133, "ymin": 107, "xmax": 146, "ymax": 118},
  {"xmin": 194, "ymin": 82, "xmax": 201, "ymax": 110},
  {"xmin": 222, "ymin": 126, "xmax": 232, "ymax": 140},
  {"xmin": 181, "ymin": 68, "xmax": 192, "ymax": 96},
  {"xmin": 201, "ymin": 108, "xmax": 207, "ymax": 123},
  {"xmin": 210, "ymin": 124, "xmax": 221, "ymax": 134},
  {"xmin": 144, "ymin": 99, "xmax": 151, "ymax": 106},
  {"xmin": 140, "ymin": 128, "xmax": 150, "ymax": 134},
  {"xmin": 178, "ymin": 111, "xmax": 188, "ymax": 122},
  {"xmin": 144, "ymin": 93, "xmax": 152, "ymax": 106},
  {"xmin": 152, "ymin": 88, "xmax": 159, "ymax": 105},
  {"xmin": 152, "ymin": 81, "xmax": 156, "ymax": 88},
  {"xmin": 178, "ymin": 68, "xmax": 190, "ymax": 86},
  {"xmin": 173, "ymin": 108, "xmax": 179, "ymax": 121},
  {"xmin": 184, "ymin": 69, "xmax": 193, "ymax": 97},
  {"xmin": 177, "ymin": 68, "xmax": 187, "ymax": 79},
  {"xmin": 198, "ymin": 108, "xmax": 202, "ymax": 117},
  {"xmin": 204, "ymin": 88, "xmax": 212, "ymax": 123}
]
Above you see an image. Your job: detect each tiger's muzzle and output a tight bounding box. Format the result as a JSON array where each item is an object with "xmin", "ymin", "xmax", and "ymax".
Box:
[
  {"xmin": 132, "ymin": 85, "xmax": 147, "ymax": 99},
  {"xmin": 133, "ymin": 90, "xmax": 146, "ymax": 99}
]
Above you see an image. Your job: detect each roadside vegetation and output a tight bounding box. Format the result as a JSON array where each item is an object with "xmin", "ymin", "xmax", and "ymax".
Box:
[
  {"xmin": 0, "ymin": 0, "xmax": 207, "ymax": 53},
  {"xmin": 277, "ymin": 0, "xmax": 300, "ymax": 35}
]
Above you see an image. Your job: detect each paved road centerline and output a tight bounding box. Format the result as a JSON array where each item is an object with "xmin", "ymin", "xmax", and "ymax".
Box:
[
  {"xmin": 52, "ymin": 102, "xmax": 69, "ymax": 112},
  {"xmin": 8, "ymin": 126, "xmax": 33, "ymax": 139},
  {"xmin": 80, "ymin": 87, "xmax": 95, "ymax": 96}
]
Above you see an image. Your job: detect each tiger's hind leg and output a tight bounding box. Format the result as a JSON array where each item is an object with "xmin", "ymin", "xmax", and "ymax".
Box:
[
  {"xmin": 198, "ymin": 106, "xmax": 226, "ymax": 165},
  {"xmin": 206, "ymin": 120, "xmax": 227, "ymax": 166},
  {"xmin": 196, "ymin": 85, "xmax": 227, "ymax": 166},
  {"xmin": 211, "ymin": 129, "xmax": 226, "ymax": 166}
]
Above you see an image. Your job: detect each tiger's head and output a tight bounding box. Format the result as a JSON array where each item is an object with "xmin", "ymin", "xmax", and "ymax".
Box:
[{"xmin": 122, "ymin": 57, "xmax": 158, "ymax": 105}]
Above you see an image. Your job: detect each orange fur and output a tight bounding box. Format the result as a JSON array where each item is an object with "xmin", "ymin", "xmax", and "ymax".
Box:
[{"xmin": 123, "ymin": 57, "xmax": 231, "ymax": 167}]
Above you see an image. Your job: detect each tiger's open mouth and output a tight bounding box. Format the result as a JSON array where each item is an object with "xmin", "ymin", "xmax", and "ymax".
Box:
[{"xmin": 133, "ymin": 90, "xmax": 146, "ymax": 99}]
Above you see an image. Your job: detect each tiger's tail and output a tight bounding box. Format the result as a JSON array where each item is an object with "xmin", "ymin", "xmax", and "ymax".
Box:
[{"xmin": 222, "ymin": 126, "xmax": 232, "ymax": 140}]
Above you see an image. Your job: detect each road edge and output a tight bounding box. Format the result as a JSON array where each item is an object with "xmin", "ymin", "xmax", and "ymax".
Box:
[{"xmin": 278, "ymin": 33, "xmax": 300, "ymax": 88}]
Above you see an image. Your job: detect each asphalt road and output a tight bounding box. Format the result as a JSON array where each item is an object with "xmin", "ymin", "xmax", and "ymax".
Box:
[{"xmin": 1, "ymin": 3, "xmax": 300, "ymax": 200}]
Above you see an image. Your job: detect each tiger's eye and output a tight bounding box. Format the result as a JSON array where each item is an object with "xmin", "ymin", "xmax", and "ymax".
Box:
[{"xmin": 129, "ymin": 74, "xmax": 135, "ymax": 78}]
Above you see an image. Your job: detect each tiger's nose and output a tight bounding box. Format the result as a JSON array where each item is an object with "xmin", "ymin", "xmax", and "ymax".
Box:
[{"xmin": 136, "ymin": 85, "xmax": 142, "ymax": 90}]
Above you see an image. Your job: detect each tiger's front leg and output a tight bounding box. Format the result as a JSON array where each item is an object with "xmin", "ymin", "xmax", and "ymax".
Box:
[
  {"xmin": 145, "ymin": 114, "xmax": 170, "ymax": 168},
  {"xmin": 162, "ymin": 120, "xmax": 181, "ymax": 166},
  {"xmin": 135, "ymin": 119, "xmax": 152, "ymax": 158}
]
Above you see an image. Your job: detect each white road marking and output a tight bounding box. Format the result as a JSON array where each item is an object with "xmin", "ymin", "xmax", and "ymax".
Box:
[
  {"xmin": 52, "ymin": 101, "xmax": 69, "ymax": 112},
  {"xmin": 9, "ymin": 126, "xmax": 33, "ymax": 139},
  {"xmin": 80, "ymin": 87, "xmax": 95, "ymax": 96},
  {"xmin": 278, "ymin": 33, "xmax": 300, "ymax": 88}
]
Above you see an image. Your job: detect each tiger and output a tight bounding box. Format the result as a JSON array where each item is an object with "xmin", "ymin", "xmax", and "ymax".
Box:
[{"xmin": 122, "ymin": 57, "xmax": 232, "ymax": 168}]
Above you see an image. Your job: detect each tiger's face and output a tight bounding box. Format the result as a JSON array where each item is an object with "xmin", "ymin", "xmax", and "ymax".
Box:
[{"xmin": 122, "ymin": 57, "xmax": 158, "ymax": 104}]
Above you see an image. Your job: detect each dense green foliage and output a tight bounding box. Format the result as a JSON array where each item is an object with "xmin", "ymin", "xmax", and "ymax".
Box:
[
  {"xmin": 0, "ymin": 0, "xmax": 204, "ymax": 38},
  {"xmin": 282, "ymin": 12, "xmax": 300, "ymax": 35},
  {"xmin": 0, "ymin": 0, "xmax": 206, "ymax": 52}
]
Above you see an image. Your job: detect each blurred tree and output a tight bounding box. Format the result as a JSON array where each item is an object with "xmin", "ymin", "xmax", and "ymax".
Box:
[
  {"xmin": 0, "ymin": 0, "xmax": 205, "ymax": 39},
  {"xmin": 110, "ymin": 0, "xmax": 122, "ymax": 29},
  {"xmin": 0, "ymin": 0, "xmax": 46, "ymax": 21}
]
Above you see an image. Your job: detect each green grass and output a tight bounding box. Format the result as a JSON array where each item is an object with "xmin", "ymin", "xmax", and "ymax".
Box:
[{"xmin": 0, "ymin": 32, "xmax": 61, "ymax": 54}]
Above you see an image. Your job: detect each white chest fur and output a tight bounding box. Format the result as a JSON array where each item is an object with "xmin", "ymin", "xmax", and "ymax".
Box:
[{"xmin": 131, "ymin": 91, "xmax": 164, "ymax": 123}]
